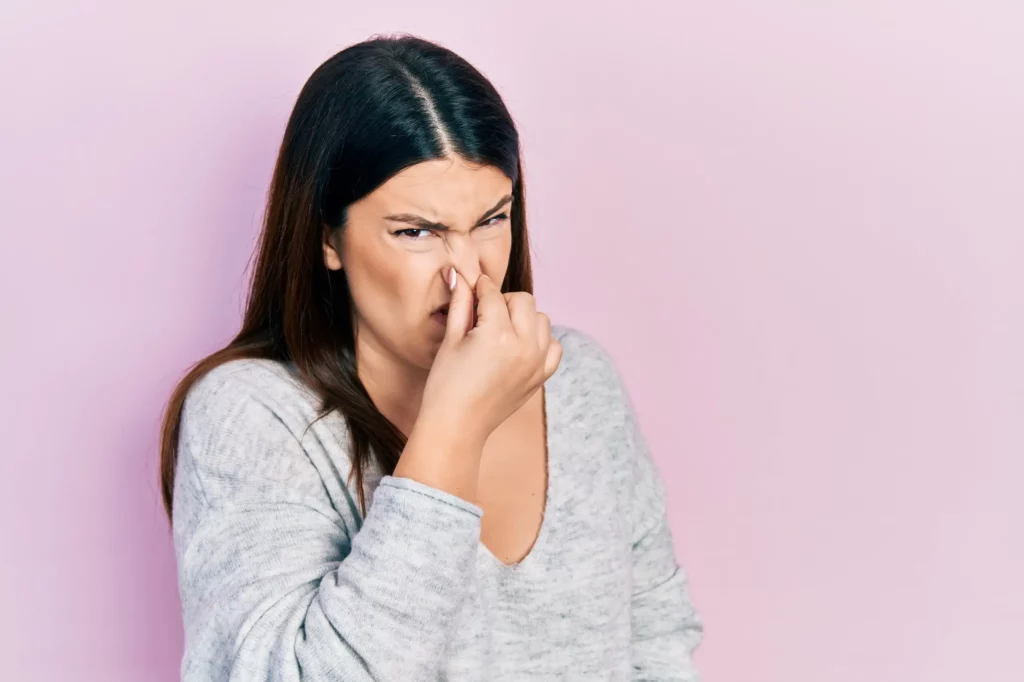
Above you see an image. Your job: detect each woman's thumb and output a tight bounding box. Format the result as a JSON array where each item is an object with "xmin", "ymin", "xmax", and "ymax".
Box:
[{"xmin": 443, "ymin": 267, "xmax": 474, "ymax": 343}]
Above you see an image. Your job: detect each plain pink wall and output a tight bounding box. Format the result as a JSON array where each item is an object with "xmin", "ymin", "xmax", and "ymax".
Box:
[{"xmin": 1, "ymin": 1, "xmax": 1021, "ymax": 680}]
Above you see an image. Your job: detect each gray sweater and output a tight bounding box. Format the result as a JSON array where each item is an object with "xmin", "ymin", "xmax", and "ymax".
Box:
[{"xmin": 172, "ymin": 325, "xmax": 703, "ymax": 681}]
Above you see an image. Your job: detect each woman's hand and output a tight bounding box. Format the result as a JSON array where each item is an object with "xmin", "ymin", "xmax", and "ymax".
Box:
[
  {"xmin": 393, "ymin": 268, "xmax": 562, "ymax": 501},
  {"xmin": 422, "ymin": 269, "xmax": 562, "ymax": 447}
]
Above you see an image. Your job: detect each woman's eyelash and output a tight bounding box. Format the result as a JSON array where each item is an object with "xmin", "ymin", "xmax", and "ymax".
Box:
[
  {"xmin": 481, "ymin": 213, "xmax": 509, "ymax": 226},
  {"xmin": 394, "ymin": 228, "xmax": 433, "ymax": 238}
]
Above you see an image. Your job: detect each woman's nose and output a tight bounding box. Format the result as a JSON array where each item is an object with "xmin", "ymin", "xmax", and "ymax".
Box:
[{"xmin": 444, "ymin": 236, "xmax": 482, "ymax": 287}]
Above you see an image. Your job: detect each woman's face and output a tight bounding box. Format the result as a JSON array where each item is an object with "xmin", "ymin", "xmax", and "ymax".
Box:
[{"xmin": 325, "ymin": 155, "xmax": 514, "ymax": 371}]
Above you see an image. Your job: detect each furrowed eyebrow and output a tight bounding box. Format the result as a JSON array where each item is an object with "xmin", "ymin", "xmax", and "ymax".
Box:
[
  {"xmin": 383, "ymin": 214, "xmax": 449, "ymax": 231},
  {"xmin": 384, "ymin": 193, "xmax": 513, "ymax": 231},
  {"xmin": 475, "ymin": 194, "xmax": 513, "ymax": 223}
]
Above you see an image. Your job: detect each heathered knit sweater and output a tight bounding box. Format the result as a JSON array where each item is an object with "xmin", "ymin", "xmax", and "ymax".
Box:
[{"xmin": 172, "ymin": 325, "xmax": 703, "ymax": 680}]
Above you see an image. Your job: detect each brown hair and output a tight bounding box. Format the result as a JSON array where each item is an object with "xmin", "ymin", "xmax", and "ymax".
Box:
[{"xmin": 159, "ymin": 35, "xmax": 532, "ymax": 520}]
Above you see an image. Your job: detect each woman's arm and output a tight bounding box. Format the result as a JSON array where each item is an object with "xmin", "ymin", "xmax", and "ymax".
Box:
[
  {"xmin": 626, "ymin": 396, "xmax": 704, "ymax": 680},
  {"xmin": 173, "ymin": 364, "xmax": 481, "ymax": 681},
  {"xmin": 556, "ymin": 326, "xmax": 704, "ymax": 679}
]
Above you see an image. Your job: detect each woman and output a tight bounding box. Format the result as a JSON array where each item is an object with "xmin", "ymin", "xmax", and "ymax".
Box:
[{"xmin": 162, "ymin": 34, "xmax": 703, "ymax": 680}]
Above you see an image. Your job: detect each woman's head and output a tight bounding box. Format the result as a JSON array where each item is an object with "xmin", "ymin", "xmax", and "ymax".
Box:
[
  {"xmin": 330, "ymin": 155, "xmax": 515, "ymax": 372},
  {"xmin": 160, "ymin": 34, "xmax": 532, "ymax": 518},
  {"xmin": 255, "ymin": 34, "xmax": 531, "ymax": 372}
]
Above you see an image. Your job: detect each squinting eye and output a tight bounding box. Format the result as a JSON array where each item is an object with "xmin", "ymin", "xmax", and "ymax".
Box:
[
  {"xmin": 395, "ymin": 228, "xmax": 433, "ymax": 239},
  {"xmin": 482, "ymin": 213, "xmax": 509, "ymax": 227}
]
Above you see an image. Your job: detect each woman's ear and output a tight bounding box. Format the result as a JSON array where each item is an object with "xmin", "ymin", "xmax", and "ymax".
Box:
[{"xmin": 323, "ymin": 227, "xmax": 343, "ymax": 271}]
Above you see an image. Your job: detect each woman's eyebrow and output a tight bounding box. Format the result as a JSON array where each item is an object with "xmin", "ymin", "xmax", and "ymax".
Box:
[
  {"xmin": 383, "ymin": 214, "xmax": 449, "ymax": 231},
  {"xmin": 477, "ymin": 194, "xmax": 513, "ymax": 222},
  {"xmin": 384, "ymin": 193, "xmax": 513, "ymax": 230}
]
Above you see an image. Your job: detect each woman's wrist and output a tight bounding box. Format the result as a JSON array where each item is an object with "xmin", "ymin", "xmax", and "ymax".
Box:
[
  {"xmin": 393, "ymin": 413, "xmax": 488, "ymax": 504},
  {"xmin": 414, "ymin": 402, "xmax": 492, "ymax": 453}
]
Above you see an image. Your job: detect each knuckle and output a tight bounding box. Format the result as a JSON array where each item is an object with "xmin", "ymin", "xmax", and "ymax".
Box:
[{"xmin": 507, "ymin": 292, "xmax": 530, "ymax": 308}]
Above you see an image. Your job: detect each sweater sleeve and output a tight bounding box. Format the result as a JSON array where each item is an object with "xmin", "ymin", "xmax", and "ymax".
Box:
[
  {"xmin": 625, "ymin": 391, "xmax": 705, "ymax": 681},
  {"xmin": 171, "ymin": 364, "xmax": 483, "ymax": 682}
]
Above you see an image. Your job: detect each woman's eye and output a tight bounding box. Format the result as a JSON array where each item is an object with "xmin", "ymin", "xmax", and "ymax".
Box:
[
  {"xmin": 481, "ymin": 213, "xmax": 509, "ymax": 227},
  {"xmin": 395, "ymin": 228, "xmax": 433, "ymax": 239}
]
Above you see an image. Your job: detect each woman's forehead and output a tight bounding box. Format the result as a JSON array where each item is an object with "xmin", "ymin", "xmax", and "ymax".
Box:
[{"xmin": 368, "ymin": 157, "xmax": 512, "ymax": 218}]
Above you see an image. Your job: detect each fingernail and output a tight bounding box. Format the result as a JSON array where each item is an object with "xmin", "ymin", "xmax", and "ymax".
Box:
[{"xmin": 448, "ymin": 267, "xmax": 457, "ymax": 291}]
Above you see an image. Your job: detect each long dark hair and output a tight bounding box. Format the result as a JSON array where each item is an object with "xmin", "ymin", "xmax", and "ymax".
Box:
[{"xmin": 159, "ymin": 34, "xmax": 532, "ymax": 520}]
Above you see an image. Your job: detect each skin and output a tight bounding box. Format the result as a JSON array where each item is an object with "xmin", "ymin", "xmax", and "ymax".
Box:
[
  {"xmin": 323, "ymin": 155, "xmax": 548, "ymax": 565},
  {"xmin": 324, "ymin": 155, "xmax": 512, "ymax": 434}
]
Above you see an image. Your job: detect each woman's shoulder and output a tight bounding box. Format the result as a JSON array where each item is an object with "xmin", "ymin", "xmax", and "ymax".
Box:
[
  {"xmin": 178, "ymin": 358, "xmax": 334, "ymax": 480},
  {"xmin": 550, "ymin": 324, "xmax": 626, "ymax": 391},
  {"xmin": 175, "ymin": 357, "xmax": 358, "ymax": 520},
  {"xmin": 183, "ymin": 357, "xmax": 321, "ymax": 428},
  {"xmin": 187, "ymin": 355, "xmax": 311, "ymax": 398}
]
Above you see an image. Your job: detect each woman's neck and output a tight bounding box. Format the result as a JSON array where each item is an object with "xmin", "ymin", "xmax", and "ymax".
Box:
[{"xmin": 353, "ymin": 328, "xmax": 430, "ymax": 438}]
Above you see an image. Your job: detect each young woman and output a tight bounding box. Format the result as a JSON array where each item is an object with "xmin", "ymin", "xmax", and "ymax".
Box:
[{"xmin": 162, "ymin": 34, "xmax": 703, "ymax": 680}]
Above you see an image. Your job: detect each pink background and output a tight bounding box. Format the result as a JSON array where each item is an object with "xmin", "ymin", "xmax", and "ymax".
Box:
[{"xmin": 1, "ymin": 2, "xmax": 1021, "ymax": 680}]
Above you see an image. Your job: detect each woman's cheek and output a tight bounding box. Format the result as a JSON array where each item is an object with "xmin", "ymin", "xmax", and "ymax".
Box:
[{"xmin": 480, "ymin": 233, "xmax": 513, "ymax": 279}]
